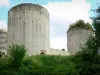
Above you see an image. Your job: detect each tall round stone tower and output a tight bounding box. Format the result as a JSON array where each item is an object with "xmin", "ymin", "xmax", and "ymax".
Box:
[
  {"xmin": 67, "ymin": 20, "xmax": 93, "ymax": 55},
  {"xmin": 8, "ymin": 3, "xmax": 50, "ymax": 55}
]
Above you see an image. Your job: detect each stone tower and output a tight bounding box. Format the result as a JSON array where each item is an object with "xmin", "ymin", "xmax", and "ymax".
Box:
[
  {"xmin": 8, "ymin": 3, "xmax": 50, "ymax": 55},
  {"xmin": 67, "ymin": 20, "xmax": 93, "ymax": 54}
]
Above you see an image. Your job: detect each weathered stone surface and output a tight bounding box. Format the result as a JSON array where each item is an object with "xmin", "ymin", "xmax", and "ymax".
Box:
[
  {"xmin": 67, "ymin": 28, "xmax": 92, "ymax": 54},
  {"xmin": 0, "ymin": 29, "xmax": 7, "ymax": 54},
  {"xmin": 49, "ymin": 48, "xmax": 70, "ymax": 55}
]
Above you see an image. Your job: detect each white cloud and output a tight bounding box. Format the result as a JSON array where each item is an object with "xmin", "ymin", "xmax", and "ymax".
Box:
[
  {"xmin": 43, "ymin": 0, "xmax": 91, "ymax": 50},
  {"xmin": 43, "ymin": 0, "xmax": 91, "ymax": 22},
  {"xmin": 0, "ymin": 20, "xmax": 7, "ymax": 30},
  {"xmin": 50, "ymin": 14, "xmax": 72, "ymax": 38},
  {"xmin": 0, "ymin": 0, "xmax": 10, "ymax": 7},
  {"xmin": 50, "ymin": 37, "xmax": 67, "ymax": 50}
]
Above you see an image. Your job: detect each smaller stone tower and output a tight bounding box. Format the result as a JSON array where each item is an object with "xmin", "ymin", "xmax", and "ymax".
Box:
[
  {"xmin": 0, "ymin": 29, "xmax": 7, "ymax": 55},
  {"xmin": 67, "ymin": 20, "xmax": 93, "ymax": 54}
]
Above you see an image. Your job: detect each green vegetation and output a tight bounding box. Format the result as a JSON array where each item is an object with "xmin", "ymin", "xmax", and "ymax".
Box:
[
  {"xmin": 68, "ymin": 20, "xmax": 93, "ymax": 31},
  {"xmin": 0, "ymin": 46, "xmax": 77, "ymax": 75},
  {"xmin": 8, "ymin": 44, "xmax": 27, "ymax": 70},
  {"xmin": 0, "ymin": 38, "xmax": 100, "ymax": 75},
  {"xmin": 0, "ymin": 50, "xmax": 100, "ymax": 75}
]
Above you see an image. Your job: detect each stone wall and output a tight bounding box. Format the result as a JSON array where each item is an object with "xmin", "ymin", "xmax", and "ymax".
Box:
[
  {"xmin": 0, "ymin": 29, "xmax": 7, "ymax": 54},
  {"xmin": 67, "ymin": 28, "xmax": 92, "ymax": 54},
  {"xmin": 49, "ymin": 48, "xmax": 70, "ymax": 55}
]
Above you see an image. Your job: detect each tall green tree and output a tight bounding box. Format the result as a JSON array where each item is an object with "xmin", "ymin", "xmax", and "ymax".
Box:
[
  {"xmin": 74, "ymin": 6, "xmax": 100, "ymax": 75},
  {"xmin": 8, "ymin": 44, "xmax": 27, "ymax": 70},
  {"xmin": 92, "ymin": 6, "xmax": 100, "ymax": 52}
]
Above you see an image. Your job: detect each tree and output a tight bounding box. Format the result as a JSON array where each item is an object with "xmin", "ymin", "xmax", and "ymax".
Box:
[
  {"xmin": 8, "ymin": 44, "xmax": 27, "ymax": 70},
  {"xmin": 92, "ymin": 6, "xmax": 100, "ymax": 52},
  {"xmin": 74, "ymin": 6, "xmax": 100, "ymax": 75}
]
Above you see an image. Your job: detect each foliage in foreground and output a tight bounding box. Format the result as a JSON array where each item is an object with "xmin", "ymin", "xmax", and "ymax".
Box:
[
  {"xmin": 8, "ymin": 44, "xmax": 27, "ymax": 70},
  {"xmin": 0, "ymin": 54, "xmax": 78, "ymax": 75},
  {"xmin": 0, "ymin": 42, "xmax": 100, "ymax": 75}
]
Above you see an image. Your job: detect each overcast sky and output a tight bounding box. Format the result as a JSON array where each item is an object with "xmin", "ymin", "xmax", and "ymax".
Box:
[{"xmin": 0, "ymin": 0, "xmax": 99, "ymax": 50}]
